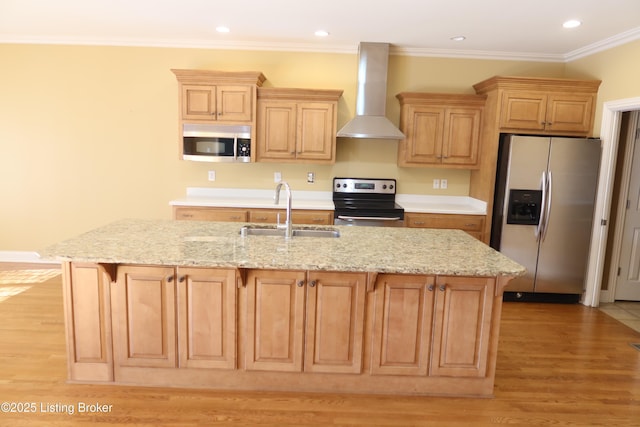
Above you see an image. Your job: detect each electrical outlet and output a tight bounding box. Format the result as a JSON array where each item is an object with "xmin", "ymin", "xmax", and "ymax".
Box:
[
  {"xmin": 440, "ymin": 179, "xmax": 448, "ymax": 189},
  {"xmin": 274, "ymin": 172, "xmax": 282, "ymax": 183},
  {"xmin": 433, "ymin": 179, "xmax": 440, "ymax": 189},
  {"xmin": 208, "ymin": 170, "xmax": 216, "ymax": 182},
  {"xmin": 307, "ymin": 172, "xmax": 315, "ymax": 183}
]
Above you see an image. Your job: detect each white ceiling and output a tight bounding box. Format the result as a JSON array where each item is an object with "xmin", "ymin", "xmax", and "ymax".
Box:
[{"xmin": 2, "ymin": 0, "xmax": 640, "ymax": 62}]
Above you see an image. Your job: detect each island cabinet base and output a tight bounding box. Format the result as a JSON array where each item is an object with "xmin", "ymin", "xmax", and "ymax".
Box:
[{"xmin": 62, "ymin": 262, "xmax": 513, "ymax": 397}]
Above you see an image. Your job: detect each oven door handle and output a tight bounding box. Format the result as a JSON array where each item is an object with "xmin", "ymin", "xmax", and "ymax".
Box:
[{"xmin": 337, "ymin": 215, "xmax": 402, "ymax": 221}]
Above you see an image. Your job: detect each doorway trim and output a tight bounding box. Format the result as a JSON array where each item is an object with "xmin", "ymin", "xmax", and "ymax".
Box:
[{"xmin": 584, "ymin": 97, "xmax": 640, "ymax": 307}]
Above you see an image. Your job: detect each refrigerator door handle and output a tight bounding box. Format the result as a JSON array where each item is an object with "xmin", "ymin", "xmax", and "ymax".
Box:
[
  {"xmin": 540, "ymin": 171, "xmax": 553, "ymax": 242},
  {"xmin": 536, "ymin": 171, "xmax": 548, "ymax": 241}
]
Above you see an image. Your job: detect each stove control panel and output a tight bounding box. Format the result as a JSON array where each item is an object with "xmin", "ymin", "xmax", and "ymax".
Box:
[{"xmin": 333, "ymin": 178, "xmax": 396, "ymax": 194}]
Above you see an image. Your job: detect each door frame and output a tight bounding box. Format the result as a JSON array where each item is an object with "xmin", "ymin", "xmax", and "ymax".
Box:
[
  {"xmin": 584, "ymin": 97, "xmax": 640, "ymax": 307},
  {"xmin": 606, "ymin": 111, "xmax": 639, "ymax": 302}
]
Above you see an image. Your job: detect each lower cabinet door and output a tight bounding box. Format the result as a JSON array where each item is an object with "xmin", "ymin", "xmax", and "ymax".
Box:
[
  {"xmin": 245, "ymin": 269, "xmax": 306, "ymax": 372},
  {"xmin": 112, "ymin": 265, "xmax": 177, "ymax": 368},
  {"xmin": 304, "ymin": 271, "xmax": 367, "ymax": 374},
  {"xmin": 431, "ymin": 276, "xmax": 494, "ymax": 377},
  {"xmin": 177, "ymin": 267, "xmax": 237, "ymax": 370},
  {"xmin": 371, "ymin": 274, "xmax": 435, "ymax": 376},
  {"xmin": 63, "ymin": 262, "xmax": 114, "ymax": 381}
]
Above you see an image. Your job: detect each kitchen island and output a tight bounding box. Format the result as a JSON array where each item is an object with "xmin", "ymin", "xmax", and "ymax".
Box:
[{"xmin": 42, "ymin": 219, "xmax": 524, "ymax": 397}]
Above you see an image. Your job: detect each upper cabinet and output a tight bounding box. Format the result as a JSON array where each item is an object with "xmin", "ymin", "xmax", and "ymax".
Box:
[
  {"xmin": 256, "ymin": 88, "xmax": 343, "ymax": 164},
  {"xmin": 396, "ymin": 93, "xmax": 486, "ymax": 168},
  {"xmin": 172, "ymin": 70, "xmax": 266, "ymax": 124},
  {"xmin": 473, "ymin": 76, "xmax": 601, "ymax": 136}
]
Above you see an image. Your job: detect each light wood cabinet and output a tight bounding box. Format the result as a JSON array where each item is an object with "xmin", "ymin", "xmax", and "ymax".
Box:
[
  {"xmin": 248, "ymin": 209, "xmax": 333, "ymax": 225},
  {"xmin": 431, "ymin": 276, "xmax": 494, "ymax": 378},
  {"xmin": 256, "ymin": 88, "xmax": 342, "ymax": 163},
  {"xmin": 112, "ymin": 265, "xmax": 177, "ymax": 369},
  {"xmin": 371, "ymin": 274, "xmax": 494, "ymax": 378},
  {"xmin": 174, "ymin": 206, "xmax": 333, "ymax": 225},
  {"xmin": 396, "ymin": 93, "xmax": 485, "ymax": 168},
  {"xmin": 174, "ymin": 206, "xmax": 249, "ymax": 222},
  {"xmin": 61, "ymin": 262, "xmax": 114, "ymax": 382},
  {"xmin": 244, "ymin": 269, "xmax": 366, "ymax": 373},
  {"xmin": 63, "ymin": 260, "xmax": 513, "ymax": 396},
  {"xmin": 500, "ymin": 90, "xmax": 596, "ymax": 134},
  {"xmin": 176, "ymin": 267, "xmax": 237, "ymax": 370},
  {"xmin": 180, "ymin": 84, "xmax": 254, "ymax": 122},
  {"xmin": 172, "ymin": 70, "xmax": 266, "ymax": 124},
  {"xmin": 470, "ymin": 76, "xmax": 601, "ymax": 243},
  {"xmin": 371, "ymin": 274, "xmax": 435, "ymax": 376},
  {"xmin": 404, "ymin": 212, "xmax": 485, "ymax": 240}
]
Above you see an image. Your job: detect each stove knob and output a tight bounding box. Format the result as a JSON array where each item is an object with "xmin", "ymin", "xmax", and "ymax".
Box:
[
  {"xmin": 382, "ymin": 185, "xmax": 387, "ymax": 189},
  {"xmin": 390, "ymin": 184, "xmax": 394, "ymax": 190}
]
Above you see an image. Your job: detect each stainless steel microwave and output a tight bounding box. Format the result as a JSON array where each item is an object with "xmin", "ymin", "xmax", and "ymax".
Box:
[{"xmin": 182, "ymin": 124, "xmax": 251, "ymax": 162}]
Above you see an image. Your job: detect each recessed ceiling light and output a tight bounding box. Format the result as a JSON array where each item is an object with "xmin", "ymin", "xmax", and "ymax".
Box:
[
  {"xmin": 450, "ymin": 36, "xmax": 466, "ymax": 42},
  {"xmin": 216, "ymin": 26, "xmax": 230, "ymax": 33},
  {"xmin": 563, "ymin": 19, "xmax": 582, "ymax": 29},
  {"xmin": 315, "ymin": 30, "xmax": 329, "ymax": 37}
]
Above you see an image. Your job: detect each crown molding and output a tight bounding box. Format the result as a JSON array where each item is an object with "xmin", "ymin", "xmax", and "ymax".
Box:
[{"xmin": 2, "ymin": 27, "xmax": 640, "ymax": 63}]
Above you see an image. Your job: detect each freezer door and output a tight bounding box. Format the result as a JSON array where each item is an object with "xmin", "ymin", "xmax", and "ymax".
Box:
[
  {"xmin": 535, "ymin": 138, "xmax": 600, "ymax": 294},
  {"xmin": 498, "ymin": 135, "xmax": 551, "ymax": 292}
]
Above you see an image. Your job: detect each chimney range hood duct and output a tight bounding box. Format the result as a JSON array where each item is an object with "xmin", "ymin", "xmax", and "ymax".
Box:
[{"xmin": 337, "ymin": 42, "xmax": 405, "ymax": 140}]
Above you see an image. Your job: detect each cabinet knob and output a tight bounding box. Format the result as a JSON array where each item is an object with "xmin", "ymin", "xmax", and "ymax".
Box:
[
  {"xmin": 428, "ymin": 284, "xmax": 434, "ymax": 292},
  {"xmin": 179, "ymin": 276, "xmax": 186, "ymax": 283},
  {"xmin": 309, "ymin": 280, "xmax": 317, "ymax": 288},
  {"xmin": 297, "ymin": 280, "xmax": 304, "ymax": 287},
  {"xmin": 439, "ymin": 284, "xmax": 446, "ymax": 292},
  {"xmin": 167, "ymin": 275, "xmax": 174, "ymax": 283}
]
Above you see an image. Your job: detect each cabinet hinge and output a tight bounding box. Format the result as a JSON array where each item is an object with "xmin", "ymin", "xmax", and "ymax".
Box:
[
  {"xmin": 601, "ymin": 219, "xmax": 608, "ymax": 226},
  {"xmin": 627, "ymin": 199, "xmax": 631, "ymax": 210},
  {"xmin": 618, "ymin": 267, "xmax": 622, "ymax": 276}
]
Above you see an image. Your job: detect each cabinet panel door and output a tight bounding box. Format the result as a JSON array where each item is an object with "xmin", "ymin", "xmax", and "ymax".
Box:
[
  {"xmin": 431, "ymin": 276, "xmax": 494, "ymax": 377},
  {"xmin": 500, "ymin": 91, "xmax": 546, "ymax": 130},
  {"xmin": 63, "ymin": 262, "xmax": 114, "ymax": 381},
  {"xmin": 305, "ymin": 272, "xmax": 366, "ymax": 373},
  {"xmin": 296, "ymin": 102, "xmax": 335, "ymax": 161},
  {"xmin": 113, "ymin": 265, "xmax": 176, "ymax": 368},
  {"xmin": 245, "ymin": 270, "xmax": 306, "ymax": 372},
  {"xmin": 177, "ymin": 267, "xmax": 237, "ymax": 370},
  {"xmin": 442, "ymin": 108, "xmax": 481, "ymax": 166},
  {"xmin": 257, "ymin": 101, "xmax": 297, "ymax": 160},
  {"xmin": 400, "ymin": 106, "xmax": 445, "ymax": 164},
  {"xmin": 371, "ymin": 275, "xmax": 434, "ymax": 376},
  {"xmin": 217, "ymin": 85, "xmax": 253, "ymax": 122},
  {"xmin": 546, "ymin": 94, "xmax": 594, "ymax": 133},
  {"xmin": 182, "ymin": 85, "xmax": 216, "ymax": 120}
]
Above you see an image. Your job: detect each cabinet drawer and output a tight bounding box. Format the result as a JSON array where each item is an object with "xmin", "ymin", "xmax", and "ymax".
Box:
[
  {"xmin": 249, "ymin": 209, "xmax": 333, "ymax": 225},
  {"xmin": 174, "ymin": 207, "xmax": 248, "ymax": 222},
  {"xmin": 405, "ymin": 213, "xmax": 485, "ymax": 232}
]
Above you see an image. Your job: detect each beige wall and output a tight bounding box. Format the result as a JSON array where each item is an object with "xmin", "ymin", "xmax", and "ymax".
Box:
[
  {"xmin": 0, "ymin": 42, "xmax": 602, "ymax": 251},
  {"xmin": 565, "ymin": 38, "xmax": 640, "ymax": 136}
]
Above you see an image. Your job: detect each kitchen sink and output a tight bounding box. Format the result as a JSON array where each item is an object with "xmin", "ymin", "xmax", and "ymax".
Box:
[{"xmin": 239, "ymin": 225, "xmax": 340, "ymax": 238}]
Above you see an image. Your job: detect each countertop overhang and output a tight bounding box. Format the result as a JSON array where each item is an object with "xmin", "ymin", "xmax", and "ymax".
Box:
[{"xmin": 41, "ymin": 219, "xmax": 524, "ymax": 277}]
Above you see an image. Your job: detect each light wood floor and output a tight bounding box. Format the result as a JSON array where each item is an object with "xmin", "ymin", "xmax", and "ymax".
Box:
[{"xmin": 1, "ymin": 269, "xmax": 639, "ymax": 426}]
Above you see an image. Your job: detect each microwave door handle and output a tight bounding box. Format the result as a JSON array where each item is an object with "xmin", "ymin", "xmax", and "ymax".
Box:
[{"xmin": 233, "ymin": 135, "xmax": 238, "ymax": 161}]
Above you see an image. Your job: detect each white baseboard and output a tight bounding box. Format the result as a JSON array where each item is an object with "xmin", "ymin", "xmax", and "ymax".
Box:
[{"xmin": 0, "ymin": 251, "xmax": 60, "ymax": 265}]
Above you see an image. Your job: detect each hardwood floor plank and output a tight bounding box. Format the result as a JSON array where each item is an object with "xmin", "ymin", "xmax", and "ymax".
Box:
[{"xmin": 0, "ymin": 276, "xmax": 639, "ymax": 426}]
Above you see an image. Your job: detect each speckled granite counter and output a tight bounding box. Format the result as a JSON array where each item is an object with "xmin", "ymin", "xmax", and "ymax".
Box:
[{"xmin": 41, "ymin": 218, "xmax": 523, "ymax": 277}]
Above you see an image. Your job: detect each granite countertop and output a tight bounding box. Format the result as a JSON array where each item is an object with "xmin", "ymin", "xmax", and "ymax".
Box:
[
  {"xmin": 170, "ymin": 187, "xmax": 487, "ymax": 215},
  {"xmin": 40, "ymin": 219, "xmax": 524, "ymax": 277}
]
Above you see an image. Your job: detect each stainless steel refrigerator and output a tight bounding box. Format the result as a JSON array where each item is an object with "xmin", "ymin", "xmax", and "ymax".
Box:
[{"xmin": 490, "ymin": 134, "xmax": 601, "ymax": 301}]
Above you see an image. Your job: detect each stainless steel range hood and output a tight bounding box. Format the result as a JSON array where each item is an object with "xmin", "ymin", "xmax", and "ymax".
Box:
[{"xmin": 337, "ymin": 42, "xmax": 404, "ymax": 140}]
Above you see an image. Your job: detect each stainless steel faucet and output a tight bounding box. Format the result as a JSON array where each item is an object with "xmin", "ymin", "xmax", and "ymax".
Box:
[{"xmin": 274, "ymin": 181, "xmax": 293, "ymax": 239}]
